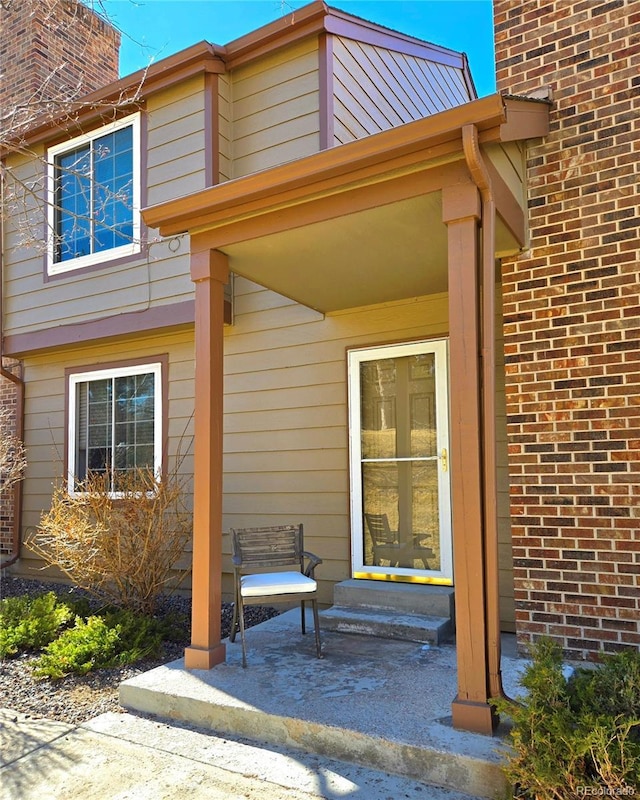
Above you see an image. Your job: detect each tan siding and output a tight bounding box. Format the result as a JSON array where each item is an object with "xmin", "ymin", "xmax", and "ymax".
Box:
[
  {"xmin": 146, "ymin": 75, "xmax": 207, "ymax": 203},
  {"xmin": 332, "ymin": 37, "xmax": 472, "ymax": 145},
  {"xmin": 229, "ymin": 39, "xmax": 320, "ymax": 177},
  {"xmin": 14, "ymin": 278, "xmax": 514, "ymax": 624},
  {"xmin": 218, "ymin": 73, "xmax": 232, "ymax": 182},
  {"xmin": 222, "ymin": 280, "xmax": 449, "ymax": 605},
  {"xmin": 15, "ymin": 329, "xmax": 196, "ymax": 581},
  {"xmin": 3, "ymin": 80, "xmax": 204, "ymax": 339},
  {"xmin": 485, "ymin": 141, "xmax": 526, "ymax": 211}
]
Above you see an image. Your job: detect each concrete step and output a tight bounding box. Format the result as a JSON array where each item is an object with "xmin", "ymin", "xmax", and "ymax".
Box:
[
  {"xmin": 333, "ymin": 579, "xmax": 455, "ymax": 618},
  {"xmin": 320, "ymin": 605, "xmax": 453, "ymax": 644}
]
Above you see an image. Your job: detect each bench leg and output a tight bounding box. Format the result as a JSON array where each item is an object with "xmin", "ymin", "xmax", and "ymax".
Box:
[
  {"xmin": 311, "ymin": 599, "xmax": 322, "ymax": 659},
  {"xmin": 238, "ymin": 596, "xmax": 248, "ymax": 668}
]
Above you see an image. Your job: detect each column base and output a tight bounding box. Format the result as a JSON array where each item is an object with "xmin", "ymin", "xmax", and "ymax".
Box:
[
  {"xmin": 184, "ymin": 642, "xmax": 226, "ymax": 670},
  {"xmin": 451, "ymin": 696, "xmax": 499, "ymax": 736}
]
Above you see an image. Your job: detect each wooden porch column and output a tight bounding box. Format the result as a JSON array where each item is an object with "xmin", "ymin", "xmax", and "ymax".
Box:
[
  {"xmin": 185, "ymin": 249, "xmax": 229, "ymax": 670},
  {"xmin": 442, "ymin": 183, "xmax": 497, "ymax": 734}
]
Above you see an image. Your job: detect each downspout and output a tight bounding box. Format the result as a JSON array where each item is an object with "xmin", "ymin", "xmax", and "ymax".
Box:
[
  {"xmin": 0, "ymin": 174, "xmax": 26, "ymax": 570},
  {"xmin": 461, "ymin": 123, "xmax": 506, "ymax": 702}
]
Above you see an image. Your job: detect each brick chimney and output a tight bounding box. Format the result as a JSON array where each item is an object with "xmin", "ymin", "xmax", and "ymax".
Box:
[
  {"xmin": 0, "ymin": 0, "xmax": 120, "ymax": 125},
  {"xmin": 494, "ymin": 1, "xmax": 639, "ymax": 658}
]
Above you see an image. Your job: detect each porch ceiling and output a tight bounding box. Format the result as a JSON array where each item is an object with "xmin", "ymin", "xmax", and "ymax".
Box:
[
  {"xmin": 220, "ymin": 192, "xmax": 447, "ymax": 313},
  {"xmin": 217, "ymin": 191, "xmax": 519, "ymax": 314}
]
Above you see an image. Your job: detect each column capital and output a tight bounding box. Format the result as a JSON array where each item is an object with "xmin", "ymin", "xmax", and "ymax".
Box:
[
  {"xmin": 190, "ymin": 249, "xmax": 229, "ymax": 284},
  {"xmin": 441, "ymin": 182, "xmax": 481, "ymax": 225}
]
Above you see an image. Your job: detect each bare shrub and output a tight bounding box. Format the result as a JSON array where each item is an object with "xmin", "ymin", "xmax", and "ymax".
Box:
[
  {"xmin": 28, "ymin": 466, "xmax": 192, "ymax": 615},
  {"xmin": 0, "ymin": 405, "xmax": 27, "ymax": 494}
]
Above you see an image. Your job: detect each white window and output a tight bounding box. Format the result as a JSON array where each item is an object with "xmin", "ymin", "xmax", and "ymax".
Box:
[
  {"xmin": 47, "ymin": 113, "xmax": 141, "ymax": 275},
  {"xmin": 67, "ymin": 362, "xmax": 162, "ymax": 494}
]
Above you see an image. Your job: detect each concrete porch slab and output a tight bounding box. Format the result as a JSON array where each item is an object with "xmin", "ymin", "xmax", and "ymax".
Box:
[{"xmin": 120, "ymin": 610, "xmax": 524, "ymax": 798}]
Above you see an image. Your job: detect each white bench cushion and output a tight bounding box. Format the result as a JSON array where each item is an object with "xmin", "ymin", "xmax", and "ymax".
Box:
[{"xmin": 240, "ymin": 571, "xmax": 317, "ymax": 598}]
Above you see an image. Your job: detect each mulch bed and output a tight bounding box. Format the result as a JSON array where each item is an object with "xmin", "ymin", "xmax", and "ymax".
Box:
[{"xmin": 0, "ymin": 576, "xmax": 277, "ymax": 725}]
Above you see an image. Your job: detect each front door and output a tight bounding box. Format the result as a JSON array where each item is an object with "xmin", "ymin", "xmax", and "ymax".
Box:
[{"xmin": 348, "ymin": 340, "xmax": 452, "ymax": 584}]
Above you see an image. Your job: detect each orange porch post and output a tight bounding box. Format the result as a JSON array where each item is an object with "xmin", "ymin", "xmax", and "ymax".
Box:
[
  {"xmin": 185, "ymin": 249, "xmax": 229, "ymax": 670},
  {"xmin": 442, "ymin": 183, "xmax": 497, "ymax": 734}
]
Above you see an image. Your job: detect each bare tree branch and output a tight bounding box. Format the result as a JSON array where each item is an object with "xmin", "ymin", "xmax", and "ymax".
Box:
[{"xmin": 0, "ymin": 406, "xmax": 26, "ymax": 494}]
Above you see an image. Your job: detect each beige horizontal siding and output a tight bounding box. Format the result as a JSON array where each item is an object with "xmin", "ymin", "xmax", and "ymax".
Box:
[
  {"xmin": 332, "ymin": 37, "xmax": 472, "ymax": 145},
  {"xmin": 485, "ymin": 141, "xmax": 526, "ymax": 211},
  {"xmin": 229, "ymin": 39, "xmax": 320, "ymax": 178},
  {"xmin": 2, "ymin": 78, "xmax": 204, "ymax": 339},
  {"xmin": 222, "ymin": 279, "xmax": 450, "ymax": 605},
  {"xmin": 223, "ymin": 278, "xmax": 513, "ymax": 620},
  {"xmin": 218, "ymin": 73, "xmax": 232, "ymax": 182},
  {"xmin": 13, "ymin": 279, "xmax": 514, "ymax": 623},
  {"xmin": 146, "ymin": 75, "xmax": 207, "ymax": 203},
  {"xmin": 15, "ymin": 329, "xmax": 196, "ymax": 582}
]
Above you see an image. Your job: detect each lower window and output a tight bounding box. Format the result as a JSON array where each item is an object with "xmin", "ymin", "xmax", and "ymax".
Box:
[{"xmin": 67, "ymin": 362, "xmax": 162, "ymax": 494}]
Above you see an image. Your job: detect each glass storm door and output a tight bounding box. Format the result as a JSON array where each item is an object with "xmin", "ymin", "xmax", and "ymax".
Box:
[{"xmin": 348, "ymin": 340, "xmax": 452, "ymax": 584}]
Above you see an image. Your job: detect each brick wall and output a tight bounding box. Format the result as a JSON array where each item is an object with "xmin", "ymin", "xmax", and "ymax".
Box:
[
  {"xmin": 0, "ymin": 0, "xmax": 120, "ymax": 125},
  {"xmin": 1, "ymin": 362, "xmax": 22, "ymax": 555},
  {"xmin": 494, "ymin": 0, "xmax": 639, "ymax": 658}
]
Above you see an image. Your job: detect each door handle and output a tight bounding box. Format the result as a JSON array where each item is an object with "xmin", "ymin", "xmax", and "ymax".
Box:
[{"xmin": 440, "ymin": 448, "xmax": 448, "ymax": 473}]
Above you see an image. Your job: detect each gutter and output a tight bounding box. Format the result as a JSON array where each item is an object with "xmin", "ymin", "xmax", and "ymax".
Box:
[{"xmin": 461, "ymin": 123, "xmax": 507, "ymax": 703}]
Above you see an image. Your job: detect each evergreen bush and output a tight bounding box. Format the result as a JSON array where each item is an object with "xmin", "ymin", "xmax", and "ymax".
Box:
[
  {"xmin": 493, "ymin": 638, "xmax": 640, "ymax": 798},
  {"xmin": 0, "ymin": 592, "xmax": 72, "ymax": 658},
  {"xmin": 33, "ymin": 609, "xmax": 166, "ymax": 679}
]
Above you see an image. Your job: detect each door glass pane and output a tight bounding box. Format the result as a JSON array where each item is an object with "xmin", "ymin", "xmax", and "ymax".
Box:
[
  {"xmin": 409, "ymin": 354, "xmax": 437, "ymax": 457},
  {"xmin": 360, "ymin": 352, "xmax": 440, "ymax": 573},
  {"xmin": 362, "ymin": 462, "xmax": 403, "ymax": 567},
  {"xmin": 360, "ymin": 359, "xmax": 396, "ymax": 459},
  {"xmin": 411, "ymin": 461, "xmax": 440, "ymax": 570}
]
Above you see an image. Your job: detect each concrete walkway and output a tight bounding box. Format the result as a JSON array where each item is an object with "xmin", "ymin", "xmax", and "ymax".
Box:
[
  {"xmin": 2, "ymin": 612, "xmax": 527, "ymax": 799},
  {"xmin": 1, "ymin": 708, "xmax": 486, "ymax": 799}
]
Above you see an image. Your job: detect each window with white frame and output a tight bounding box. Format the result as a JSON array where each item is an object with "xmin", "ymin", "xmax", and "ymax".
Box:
[
  {"xmin": 68, "ymin": 362, "xmax": 162, "ymax": 494},
  {"xmin": 47, "ymin": 113, "xmax": 141, "ymax": 275}
]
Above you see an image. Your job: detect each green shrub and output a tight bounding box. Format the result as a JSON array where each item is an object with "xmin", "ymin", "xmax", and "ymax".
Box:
[
  {"xmin": 99, "ymin": 608, "xmax": 165, "ymax": 663},
  {"xmin": 33, "ymin": 608, "xmax": 166, "ymax": 679},
  {"xmin": 493, "ymin": 638, "xmax": 640, "ymax": 798},
  {"xmin": 34, "ymin": 615, "xmax": 120, "ymax": 679},
  {"xmin": 0, "ymin": 592, "xmax": 73, "ymax": 658},
  {"xmin": 570, "ymin": 649, "xmax": 640, "ymax": 723}
]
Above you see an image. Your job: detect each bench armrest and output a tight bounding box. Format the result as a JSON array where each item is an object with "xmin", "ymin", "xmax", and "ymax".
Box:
[{"xmin": 302, "ymin": 550, "xmax": 322, "ymax": 577}]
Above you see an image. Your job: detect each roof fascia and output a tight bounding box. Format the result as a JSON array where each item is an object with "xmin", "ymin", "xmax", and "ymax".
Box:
[
  {"xmin": 143, "ymin": 93, "xmax": 511, "ymax": 237},
  {"xmin": 323, "ymin": 10, "xmax": 466, "ymax": 70},
  {"xmin": 460, "ymin": 53, "xmax": 478, "ymax": 101},
  {"xmin": 493, "ymin": 97, "xmax": 551, "ymax": 142},
  {"xmin": 221, "ymin": 0, "xmax": 328, "ymax": 68},
  {"xmin": 222, "ymin": 1, "xmax": 468, "ymax": 72}
]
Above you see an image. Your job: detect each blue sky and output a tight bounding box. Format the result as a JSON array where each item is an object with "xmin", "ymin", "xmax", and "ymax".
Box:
[{"xmin": 101, "ymin": 0, "xmax": 496, "ymax": 97}]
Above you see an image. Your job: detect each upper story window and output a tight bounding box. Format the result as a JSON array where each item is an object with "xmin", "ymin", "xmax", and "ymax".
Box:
[
  {"xmin": 47, "ymin": 113, "xmax": 141, "ymax": 275},
  {"xmin": 67, "ymin": 362, "xmax": 162, "ymax": 495}
]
